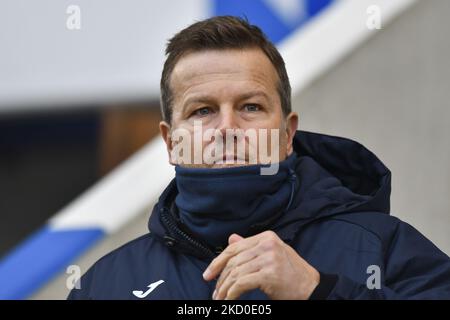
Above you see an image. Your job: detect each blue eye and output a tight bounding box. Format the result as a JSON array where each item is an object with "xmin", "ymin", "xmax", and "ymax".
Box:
[
  {"xmin": 194, "ymin": 107, "xmax": 211, "ymax": 117},
  {"xmin": 244, "ymin": 104, "xmax": 260, "ymax": 112}
]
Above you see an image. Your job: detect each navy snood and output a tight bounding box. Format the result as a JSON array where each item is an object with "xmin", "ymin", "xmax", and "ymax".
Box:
[{"xmin": 175, "ymin": 152, "xmax": 298, "ymax": 249}]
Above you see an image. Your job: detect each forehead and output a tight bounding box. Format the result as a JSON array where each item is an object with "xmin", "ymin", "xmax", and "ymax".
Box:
[{"xmin": 169, "ymin": 48, "xmax": 280, "ymax": 99}]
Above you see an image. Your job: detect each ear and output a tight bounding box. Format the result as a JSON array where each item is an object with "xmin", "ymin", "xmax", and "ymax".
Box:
[
  {"xmin": 159, "ymin": 121, "xmax": 176, "ymax": 165},
  {"xmin": 285, "ymin": 112, "xmax": 299, "ymax": 155}
]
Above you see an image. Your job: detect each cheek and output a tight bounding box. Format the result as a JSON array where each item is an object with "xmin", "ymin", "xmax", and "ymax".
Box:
[{"xmin": 245, "ymin": 113, "xmax": 281, "ymax": 128}]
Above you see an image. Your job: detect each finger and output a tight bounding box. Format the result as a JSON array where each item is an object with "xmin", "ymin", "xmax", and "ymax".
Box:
[
  {"xmin": 215, "ymin": 246, "xmax": 259, "ymax": 291},
  {"xmin": 228, "ymin": 233, "xmax": 244, "ymax": 245},
  {"xmin": 225, "ymin": 272, "xmax": 262, "ymax": 300},
  {"xmin": 203, "ymin": 236, "xmax": 259, "ymax": 281},
  {"xmin": 214, "ymin": 257, "xmax": 262, "ymax": 300}
]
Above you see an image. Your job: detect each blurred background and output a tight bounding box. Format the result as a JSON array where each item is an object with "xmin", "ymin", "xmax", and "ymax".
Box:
[{"xmin": 0, "ymin": 0, "xmax": 449, "ymax": 299}]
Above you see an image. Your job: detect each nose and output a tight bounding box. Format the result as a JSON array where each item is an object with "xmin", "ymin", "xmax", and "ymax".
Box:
[{"xmin": 216, "ymin": 105, "xmax": 239, "ymax": 135}]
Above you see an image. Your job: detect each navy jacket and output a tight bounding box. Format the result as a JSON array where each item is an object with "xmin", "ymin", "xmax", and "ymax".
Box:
[{"xmin": 68, "ymin": 131, "xmax": 450, "ymax": 299}]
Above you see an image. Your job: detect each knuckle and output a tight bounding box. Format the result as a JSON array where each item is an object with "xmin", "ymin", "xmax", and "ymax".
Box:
[
  {"xmin": 227, "ymin": 256, "xmax": 238, "ymax": 268},
  {"xmin": 227, "ymin": 243, "xmax": 238, "ymax": 255},
  {"xmin": 227, "ymin": 286, "xmax": 238, "ymax": 300},
  {"xmin": 264, "ymin": 230, "xmax": 277, "ymax": 240},
  {"xmin": 260, "ymin": 231, "xmax": 280, "ymax": 248},
  {"xmin": 234, "ymin": 277, "xmax": 246, "ymax": 290},
  {"xmin": 210, "ymin": 257, "xmax": 219, "ymax": 268},
  {"xmin": 268, "ymin": 264, "xmax": 278, "ymax": 274},
  {"xmin": 216, "ymin": 274, "xmax": 225, "ymax": 287},
  {"xmin": 217, "ymin": 287, "xmax": 224, "ymax": 299},
  {"xmin": 229, "ymin": 267, "xmax": 240, "ymax": 281},
  {"xmin": 266, "ymin": 250, "xmax": 277, "ymax": 261},
  {"xmin": 263, "ymin": 266, "xmax": 276, "ymax": 278},
  {"xmin": 262, "ymin": 238, "xmax": 277, "ymax": 250},
  {"xmin": 208, "ymin": 263, "xmax": 217, "ymax": 273}
]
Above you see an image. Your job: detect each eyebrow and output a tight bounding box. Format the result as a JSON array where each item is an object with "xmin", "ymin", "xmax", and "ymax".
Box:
[{"xmin": 183, "ymin": 90, "xmax": 270, "ymax": 108}]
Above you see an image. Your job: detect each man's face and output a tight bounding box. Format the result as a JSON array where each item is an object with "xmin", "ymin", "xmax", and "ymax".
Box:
[{"xmin": 160, "ymin": 48, "xmax": 298, "ymax": 168}]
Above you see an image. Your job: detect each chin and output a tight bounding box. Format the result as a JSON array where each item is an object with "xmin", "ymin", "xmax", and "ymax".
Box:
[
  {"xmin": 180, "ymin": 161, "xmax": 254, "ymax": 169},
  {"xmin": 211, "ymin": 162, "xmax": 252, "ymax": 168}
]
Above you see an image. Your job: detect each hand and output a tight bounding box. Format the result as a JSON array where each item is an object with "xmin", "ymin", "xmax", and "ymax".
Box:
[{"xmin": 202, "ymin": 231, "xmax": 320, "ymax": 300}]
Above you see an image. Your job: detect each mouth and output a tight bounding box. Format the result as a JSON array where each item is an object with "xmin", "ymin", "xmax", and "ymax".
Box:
[{"xmin": 213, "ymin": 154, "xmax": 246, "ymax": 164}]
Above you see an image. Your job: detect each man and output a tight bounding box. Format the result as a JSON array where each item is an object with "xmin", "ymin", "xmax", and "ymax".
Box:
[{"xmin": 69, "ymin": 16, "xmax": 450, "ymax": 300}]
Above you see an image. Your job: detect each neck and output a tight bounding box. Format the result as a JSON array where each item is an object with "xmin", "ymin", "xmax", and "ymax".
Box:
[{"xmin": 174, "ymin": 153, "xmax": 299, "ymax": 248}]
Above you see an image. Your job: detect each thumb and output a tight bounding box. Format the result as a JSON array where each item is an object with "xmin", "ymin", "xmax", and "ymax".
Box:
[{"xmin": 228, "ymin": 233, "xmax": 244, "ymax": 245}]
